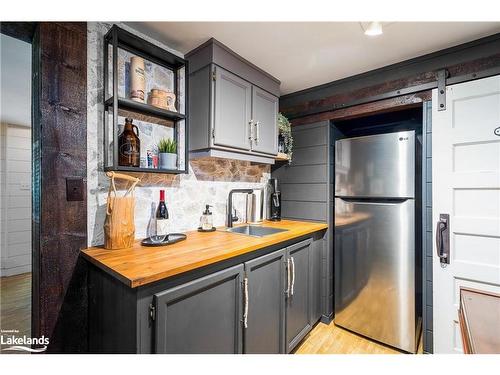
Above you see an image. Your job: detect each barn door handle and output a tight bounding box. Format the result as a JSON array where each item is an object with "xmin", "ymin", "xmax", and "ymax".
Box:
[{"xmin": 436, "ymin": 214, "xmax": 450, "ymax": 265}]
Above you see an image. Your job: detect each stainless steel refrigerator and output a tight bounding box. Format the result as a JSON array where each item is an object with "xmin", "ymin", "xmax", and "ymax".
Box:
[{"xmin": 334, "ymin": 130, "xmax": 419, "ymax": 353}]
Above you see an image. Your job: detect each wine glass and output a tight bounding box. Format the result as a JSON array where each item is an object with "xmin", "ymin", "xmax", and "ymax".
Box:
[{"xmin": 146, "ymin": 203, "xmax": 167, "ymax": 244}]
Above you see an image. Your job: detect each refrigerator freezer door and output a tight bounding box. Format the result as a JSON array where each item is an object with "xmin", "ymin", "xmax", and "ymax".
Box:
[
  {"xmin": 335, "ymin": 130, "xmax": 415, "ymax": 198},
  {"xmin": 334, "ymin": 197, "xmax": 416, "ymax": 352}
]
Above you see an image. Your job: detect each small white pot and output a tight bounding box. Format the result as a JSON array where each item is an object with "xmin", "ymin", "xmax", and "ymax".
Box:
[{"xmin": 159, "ymin": 152, "xmax": 177, "ymax": 170}]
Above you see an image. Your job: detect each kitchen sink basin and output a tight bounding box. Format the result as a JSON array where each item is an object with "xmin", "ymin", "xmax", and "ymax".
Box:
[{"xmin": 226, "ymin": 225, "xmax": 289, "ymax": 237}]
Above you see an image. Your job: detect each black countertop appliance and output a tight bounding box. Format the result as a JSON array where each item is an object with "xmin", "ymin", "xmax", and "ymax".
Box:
[{"xmin": 268, "ymin": 178, "xmax": 281, "ymax": 221}]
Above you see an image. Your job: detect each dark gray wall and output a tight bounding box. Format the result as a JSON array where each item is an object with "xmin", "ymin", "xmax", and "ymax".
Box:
[
  {"xmin": 272, "ymin": 121, "xmax": 333, "ymax": 321},
  {"xmin": 422, "ymin": 101, "xmax": 433, "ymax": 353}
]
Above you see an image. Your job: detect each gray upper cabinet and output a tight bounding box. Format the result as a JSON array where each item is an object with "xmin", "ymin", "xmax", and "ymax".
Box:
[
  {"xmin": 251, "ymin": 86, "xmax": 278, "ymax": 155},
  {"xmin": 244, "ymin": 248, "xmax": 286, "ymax": 354},
  {"xmin": 213, "ymin": 67, "xmax": 252, "ymax": 150},
  {"xmin": 154, "ymin": 265, "xmax": 244, "ymax": 354},
  {"xmin": 187, "ymin": 38, "xmax": 280, "ymax": 164},
  {"xmin": 286, "ymin": 239, "xmax": 313, "ymax": 352}
]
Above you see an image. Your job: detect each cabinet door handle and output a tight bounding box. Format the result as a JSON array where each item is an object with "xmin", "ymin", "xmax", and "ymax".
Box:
[
  {"xmin": 254, "ymin": 121, "xmax": 260, "ymax": 144},
  {"xmin": 243, "ymin": 277, "xmax": 249, "ymax": 329},
  {"xmin": 248, "ymin": 120, "xmax": 254, "ymax": 142},
  {"xmin": 290, "ymin": 256, "xmax": 295, "ymax": 296},
  {"xmin": 285, "ymin": 258, "xmax": 291, "ymax": 298}
]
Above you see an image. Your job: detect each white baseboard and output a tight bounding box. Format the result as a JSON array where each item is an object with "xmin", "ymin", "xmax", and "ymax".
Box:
[{"xmin": 0, "ymin": 264, "xmax": 31, "ymax": 277}]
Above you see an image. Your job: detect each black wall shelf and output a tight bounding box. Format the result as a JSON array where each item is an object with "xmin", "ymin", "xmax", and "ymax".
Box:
[
  {"xmin": 106, "ymin": 97, "xmax": 187, "ymax": 122},
  {"xmin": 103, "ymin": 24, "xmax": 189, "ymax": 175},
  {"xmin": 104, "ymin": 166, "xmax": 182, "ymax": 175}
]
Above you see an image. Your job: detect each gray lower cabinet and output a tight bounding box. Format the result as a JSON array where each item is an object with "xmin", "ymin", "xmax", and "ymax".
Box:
[
  {"xmin": 243, "ymin": 248, "xmax": 286, "ymax": 354},
  {"xmin": 243, "ymin": 238, "xmax": 314, "ymax": 354},
  {"xmin": 154, "ymin": 265, "xmax": 244, "ymax": 354},
  {"xmin": 286, "ymin": 239, "xmax": 313, "ymax": 352},
  {"xmin": 213, "ymin": 68, "xmax": 252, "ymax": 151},
  {"xmin": 88, "ymin": 235, "xmax": 323, "ymax": 354}
]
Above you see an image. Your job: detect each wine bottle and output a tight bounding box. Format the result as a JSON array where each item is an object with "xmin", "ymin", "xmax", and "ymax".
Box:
[{"xmin": 156, "ymin": 189, "xmax": 169, "ymax": 237}]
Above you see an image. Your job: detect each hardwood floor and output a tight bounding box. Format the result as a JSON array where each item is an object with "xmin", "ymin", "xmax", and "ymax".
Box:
[
  {"xmin": 294, "ymin": 321, "xmax": 423, "ymax": 354},
  {"xmin": 0, "ymin": 272, "xmax": 31, "ymax": 339}
]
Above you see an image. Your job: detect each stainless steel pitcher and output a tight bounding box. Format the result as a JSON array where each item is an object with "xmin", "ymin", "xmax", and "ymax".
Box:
[{"xmin": 246, "ymin": 188, "xmax": 264, "ymax": 224}]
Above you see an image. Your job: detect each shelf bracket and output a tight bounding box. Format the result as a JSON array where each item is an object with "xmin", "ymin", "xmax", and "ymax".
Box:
[{"xmin": 437, "ymin": 69, "xmax": 449, "ymax": 111}]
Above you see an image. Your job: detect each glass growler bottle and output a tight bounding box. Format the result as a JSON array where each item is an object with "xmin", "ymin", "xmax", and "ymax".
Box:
[{"xmin": 118, "ymin": 118, "xmax": 140, "ymax": 167}]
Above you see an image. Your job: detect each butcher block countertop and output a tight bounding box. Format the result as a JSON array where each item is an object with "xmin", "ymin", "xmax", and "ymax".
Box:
[{"xmin": 82, "ymin": 220, "xmax": 328, "ymax": 288}]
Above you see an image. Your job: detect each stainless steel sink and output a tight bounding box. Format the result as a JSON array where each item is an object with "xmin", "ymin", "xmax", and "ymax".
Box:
[{"xmin": 226, "ymin": 225, "xmax": 289, "ymax": 237}]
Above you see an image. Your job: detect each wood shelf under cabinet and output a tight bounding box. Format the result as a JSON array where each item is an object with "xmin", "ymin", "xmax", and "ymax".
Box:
[{"xmin": 275, "ymin": 152, "xmax": 290, "ymax": 161}]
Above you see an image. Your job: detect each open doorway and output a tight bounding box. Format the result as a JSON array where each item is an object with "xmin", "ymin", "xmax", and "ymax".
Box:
[{"xmin": 0, "ymin": 32, "xmax": 33, "ymax": 342}]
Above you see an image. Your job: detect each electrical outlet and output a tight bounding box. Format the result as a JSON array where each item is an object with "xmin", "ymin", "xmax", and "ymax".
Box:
[{"xmin": 66, "ymin": 177, "xmax": 85, "ymax": 201}]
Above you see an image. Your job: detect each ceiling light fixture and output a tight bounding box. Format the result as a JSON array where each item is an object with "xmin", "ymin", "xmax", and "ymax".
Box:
[{"xmin": 364, "ymin": 22, "xmax": 383, "ymax": 36}]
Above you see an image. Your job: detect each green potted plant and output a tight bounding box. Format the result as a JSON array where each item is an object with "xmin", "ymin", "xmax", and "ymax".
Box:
[
  {"xmin": 157, "ymin": 138, "xmax": 177, "ymax": 169},
  {"xmin": 277, "ymin": 113, "xmax": 293, "ymax": 162}
]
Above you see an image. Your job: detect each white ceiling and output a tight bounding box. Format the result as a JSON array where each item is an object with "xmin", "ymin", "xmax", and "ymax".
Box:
[
  {"xmin": 128, "ymin": 22, "xmax": 500, "ymax": 94},
  {"xmin": 0, "ymin": 34, "xmax": 31, "ymax": 126}
]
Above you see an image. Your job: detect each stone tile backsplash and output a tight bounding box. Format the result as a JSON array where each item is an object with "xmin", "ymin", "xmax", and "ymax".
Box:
[{"xmin": 87, "ymin": 22, "xmax": 270, "ymax": 246}]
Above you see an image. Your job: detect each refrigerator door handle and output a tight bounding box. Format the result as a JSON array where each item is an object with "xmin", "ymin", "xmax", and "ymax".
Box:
[{"xmin": 336, "ymin": 197, "xmax": 411, "ymax": 204}]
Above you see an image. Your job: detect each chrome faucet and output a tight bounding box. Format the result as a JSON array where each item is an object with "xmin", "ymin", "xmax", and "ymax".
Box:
[{"xmin": 227, "ymin": 189, "xmax": 253, "ymax": 227}]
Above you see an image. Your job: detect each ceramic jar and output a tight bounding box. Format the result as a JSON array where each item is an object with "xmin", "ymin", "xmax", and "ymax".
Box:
[{"xmin": 130, "ymin": 56, "xmax": 146, "ymax": 102}]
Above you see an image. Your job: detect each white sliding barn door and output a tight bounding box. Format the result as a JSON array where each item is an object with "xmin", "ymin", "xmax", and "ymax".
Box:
[{"xmin": 432, "ymin": 75, "xmax": 500, "ymax": 353}]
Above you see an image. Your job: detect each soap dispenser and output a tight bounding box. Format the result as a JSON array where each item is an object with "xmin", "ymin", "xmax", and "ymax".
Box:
[{"xmin": 198, "ymin": 205, "xmax": 215, "ymax": 232}]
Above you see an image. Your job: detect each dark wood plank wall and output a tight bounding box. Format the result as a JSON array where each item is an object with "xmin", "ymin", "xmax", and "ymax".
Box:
[
  {"xmin": 280, "ymin": 33, "xmax": 500, "ymax": 123},
  {"xmin": 32, "ymin": 22, "xmax": 88, "ymax": 352},
  {"xmin": 290, "ymin": 92, "xmax": 431, "ymax": 126}
]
